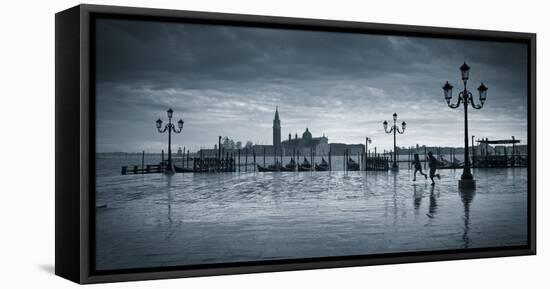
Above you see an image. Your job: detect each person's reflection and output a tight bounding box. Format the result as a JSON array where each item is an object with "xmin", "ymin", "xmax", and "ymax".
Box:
[
  {"xmin": 413, "ymin": 184, "xmax": 422, "ymax": 212},
  {"xmin": 426, "ymin": 185, "xmax": 438, "ymax": 219},
  {"xmin": 460, "ymin": 188, "xmax": 476, "ymax": 248}
]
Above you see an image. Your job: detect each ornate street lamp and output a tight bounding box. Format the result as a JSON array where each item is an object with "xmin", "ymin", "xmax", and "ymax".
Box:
[
  {"xmin": 365, "ymin": 136, "xmax": 373, "ymax": 170},
  {"xmin": 156, "ymin": 108, "xmax": 184, "ymax": 172},
  {"xmin": 383, "ymin": 112, "xmax": 406, "ymax": 171},
  {"xmin": 365, "ymin": 136, "xmax": 372, "ymax": 154},
  {"xmin": 443, "ymin": 62, "xmax": 487, "ymax": 188}
]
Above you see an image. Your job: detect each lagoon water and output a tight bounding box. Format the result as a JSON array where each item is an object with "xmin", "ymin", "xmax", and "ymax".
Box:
[{"xmin": 95, "ymin": 155, "xmax": 528, "ymax": 270}]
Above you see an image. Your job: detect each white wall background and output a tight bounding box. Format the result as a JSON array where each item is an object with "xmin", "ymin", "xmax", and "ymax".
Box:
[{"xmin": 0, "ymin": 0, "xmax": 547, "ymax": 287}]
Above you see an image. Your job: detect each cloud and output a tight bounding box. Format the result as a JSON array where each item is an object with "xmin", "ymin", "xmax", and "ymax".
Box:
[{"xmin": 95, "ymin": 18, "xmax": 529, "ymax": 153}]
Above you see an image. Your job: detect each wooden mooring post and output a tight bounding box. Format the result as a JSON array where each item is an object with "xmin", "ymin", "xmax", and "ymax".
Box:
[
  {"xmin": 200, "ymin": 150, "xmax": 204, "ymax": 171},
  {"xmin": 253, "ymin": 150, "xmax": 256, "ymax": 172},
  {"xmin": 141, "ymin": 150, "xmax": 145, "ymax": 174},
  {"xmin": 408, "ymin": 147, "xmax": 411, "ymax": 170},
  {"xmin": 512, "ymin": 136, "xmax": 516, "ymax": 166},
  {"xmin": 365, "ymin": 151, "xmax": 368, "ymax": 171},
  {"xmin": 424, "ymin": 146, "xmax": 427, "ymax": 170},
  {"xmin": 343, "ymin": 149, "xmax": 346, "ymax": 172},
  {"xmin": 161, "ymin": 149, "xmax": 165, "ymax": 172},
  {"xmin": 281, "ymin": 147, "xmax": 284, "ymax": 167},
  {"xmin": 361, "ymin": 151, "xmax": 364, "ymax": 171},
  {"xmin": 328, "ymin": 150, "xmax": 332, "ymax": 171},
  {"xmin": 311, "ymin": 148, "xmax": 314, "ymax": 171},
  {"xmin": 504, "ymin": 146, "xmax": 508, "ymax": 165},
  {"xmin": 182, "ymin": 146, "xmax": 186, "ymax": 168}
]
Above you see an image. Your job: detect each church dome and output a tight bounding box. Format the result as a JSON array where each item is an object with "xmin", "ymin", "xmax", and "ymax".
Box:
[{"xmin": 302, "ymin": 128, "xmax": 312, "ymax": 140}]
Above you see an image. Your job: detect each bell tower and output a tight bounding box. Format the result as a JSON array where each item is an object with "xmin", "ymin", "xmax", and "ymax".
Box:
[{"xmin": 273, "ymin": 107, "xmax": 281, "ymax": 147}]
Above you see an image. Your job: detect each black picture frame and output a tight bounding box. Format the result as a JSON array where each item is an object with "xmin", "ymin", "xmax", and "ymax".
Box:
[{"xmin": 55, "ymin": 4, "xmax": 536, "ymax": 284}]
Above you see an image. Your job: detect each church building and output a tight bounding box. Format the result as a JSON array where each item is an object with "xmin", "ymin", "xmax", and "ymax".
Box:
[
  {"xmin": 271, "ymin": 107, "xmax": 330, "ymax": 156},
  {"xmin": 252, "ymin": 107, "xmax": 361, "ymax": 156}
]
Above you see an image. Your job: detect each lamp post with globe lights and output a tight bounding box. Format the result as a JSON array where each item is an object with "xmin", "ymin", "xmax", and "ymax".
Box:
[
  {"xmin": 383, "ymin": 112, "xmax": 406, "ymax": 171},
  {"xmin": 442, "ymin": 62, "xmax": 488, "ymax": 188},
  {"xmin": 156, "ymin": 108, "xmax": 184, "ymax": 173}
]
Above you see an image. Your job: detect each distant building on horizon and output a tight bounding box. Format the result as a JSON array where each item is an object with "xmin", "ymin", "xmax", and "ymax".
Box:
[
  {"xmin": 281, "ymin": 127, "xmax": 329, "ymax": 155},
  {"xmin": 197, "ymin": 107, "xmax": 375, "ymax": 157},
  {"xmin": 273, "ymin": 107, "xmax": 281, "ymax": 148},
  {"xmin": 257, "ymin": 107, "xmax": 361, "ymax": 156},
  {"xmin": 328, "ymin": 143, "xmax": 364, "ymax": 156}
]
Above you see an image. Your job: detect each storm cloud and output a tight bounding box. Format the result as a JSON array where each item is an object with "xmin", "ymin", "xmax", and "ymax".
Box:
[{"xmin": 95, "ymin": 18, "xmax": 528, "ymax": 153}]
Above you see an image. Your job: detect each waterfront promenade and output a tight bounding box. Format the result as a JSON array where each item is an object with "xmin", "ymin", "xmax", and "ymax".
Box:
[{"xmin": 96, "ymin": 165, "xmax": 527, "ymax": 270}]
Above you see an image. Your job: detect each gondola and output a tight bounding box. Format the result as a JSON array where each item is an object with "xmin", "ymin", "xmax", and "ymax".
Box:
[
  {"xmin": 298, "ymin": 157, "xmax": 312, "ymax": 171},
  {"xmin": 437, "ymin": 155, "xmax": 464, "ymax": 169},
  {"xmin": 452, "ymin": 157, "xmax": 464, "ymax": 168},
  {"xmin": 257, "ymin": 162, "xmax": 281, "ymax": 172},
  {"xmin": 315, "ymin": 158, "xmax": 330, "ymax": 171},
  {"xmin": 281, "ymin": 158, "xmax": 297, "ymax": 172},
  {"xmin": 173, "ymin": 165, "xmax": 194, "ymax": 173},
  {"xmin": 437, "ymin": 155, "xmax": 454, "ymax": 169},
  {"xmin": 347, "ymin": 157, "xmax": 360, "ymax": 171}
]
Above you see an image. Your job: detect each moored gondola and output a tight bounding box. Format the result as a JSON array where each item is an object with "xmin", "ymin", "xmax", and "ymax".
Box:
[
  {"xmin": 257, "ymin": 162, "xmax": 281, "ymax": 172},
  {"xmin": 437, "ymin": 155, "xmax": 454, "ymax": 169},
  {"xmin": 281, "ymin": 158, "xmax": 297, "ymax": 172},
  {"xmin": 174, "ymin": 165, "xmax": 194, "ymax": 173},
  {"xmin": 452, "ymin": 157, "xmax": 464, "ymax": 168},
  {"xmin": 298, "ymin": 157, "xmax": 312, "ymax": 171},
  {"xmin": 347, "ymin": 157, "xmax": 360, "ymax": 171},
  {"xmin": 315, "ymin": 158, "xmax": 330, "ymax": 171}
]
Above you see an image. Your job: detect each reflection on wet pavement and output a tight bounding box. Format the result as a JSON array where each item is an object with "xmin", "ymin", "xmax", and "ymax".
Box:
[{"xmin": 96, "ymin": 168, "xmax": 528, "ymax": 270}]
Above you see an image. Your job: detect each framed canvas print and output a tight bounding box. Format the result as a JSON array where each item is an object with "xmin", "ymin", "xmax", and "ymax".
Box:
[{"xmin": 55, "ymin": 4, "xmax": 536, "ymax": 284}]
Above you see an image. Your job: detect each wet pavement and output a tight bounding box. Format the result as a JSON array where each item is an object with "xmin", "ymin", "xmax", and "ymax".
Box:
[{"xmin": 95, "ymin": 166, "xmax": 528, "ymax": 270}]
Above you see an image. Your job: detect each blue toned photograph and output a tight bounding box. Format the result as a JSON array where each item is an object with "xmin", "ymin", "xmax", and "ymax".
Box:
[{"xmin": 94, "ymin": 18, "xmax": 529, "ymax": 271}]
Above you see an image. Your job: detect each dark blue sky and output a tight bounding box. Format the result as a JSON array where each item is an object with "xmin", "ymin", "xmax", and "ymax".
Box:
[{"xmin": 95, "ymin": 18, "xmax": 528, "ymax": 153}]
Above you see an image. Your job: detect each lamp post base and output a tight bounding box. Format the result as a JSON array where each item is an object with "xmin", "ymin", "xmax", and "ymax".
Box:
[
  {"xmin": 458, "ymin": 179, "xmax": 476, "ymax": 189},
  {"xmin": 391, "ymin": 165, "xmax": 399, "ymax": 172}
]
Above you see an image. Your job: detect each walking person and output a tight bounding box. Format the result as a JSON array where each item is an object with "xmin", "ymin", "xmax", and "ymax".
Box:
[
  {"xmin": 427, "ymin": 151, "xmax": 441, "ymax": 186},
  {"xmin": 412, "ymin": 153, "xmax": 427, "ymax": 181}
]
